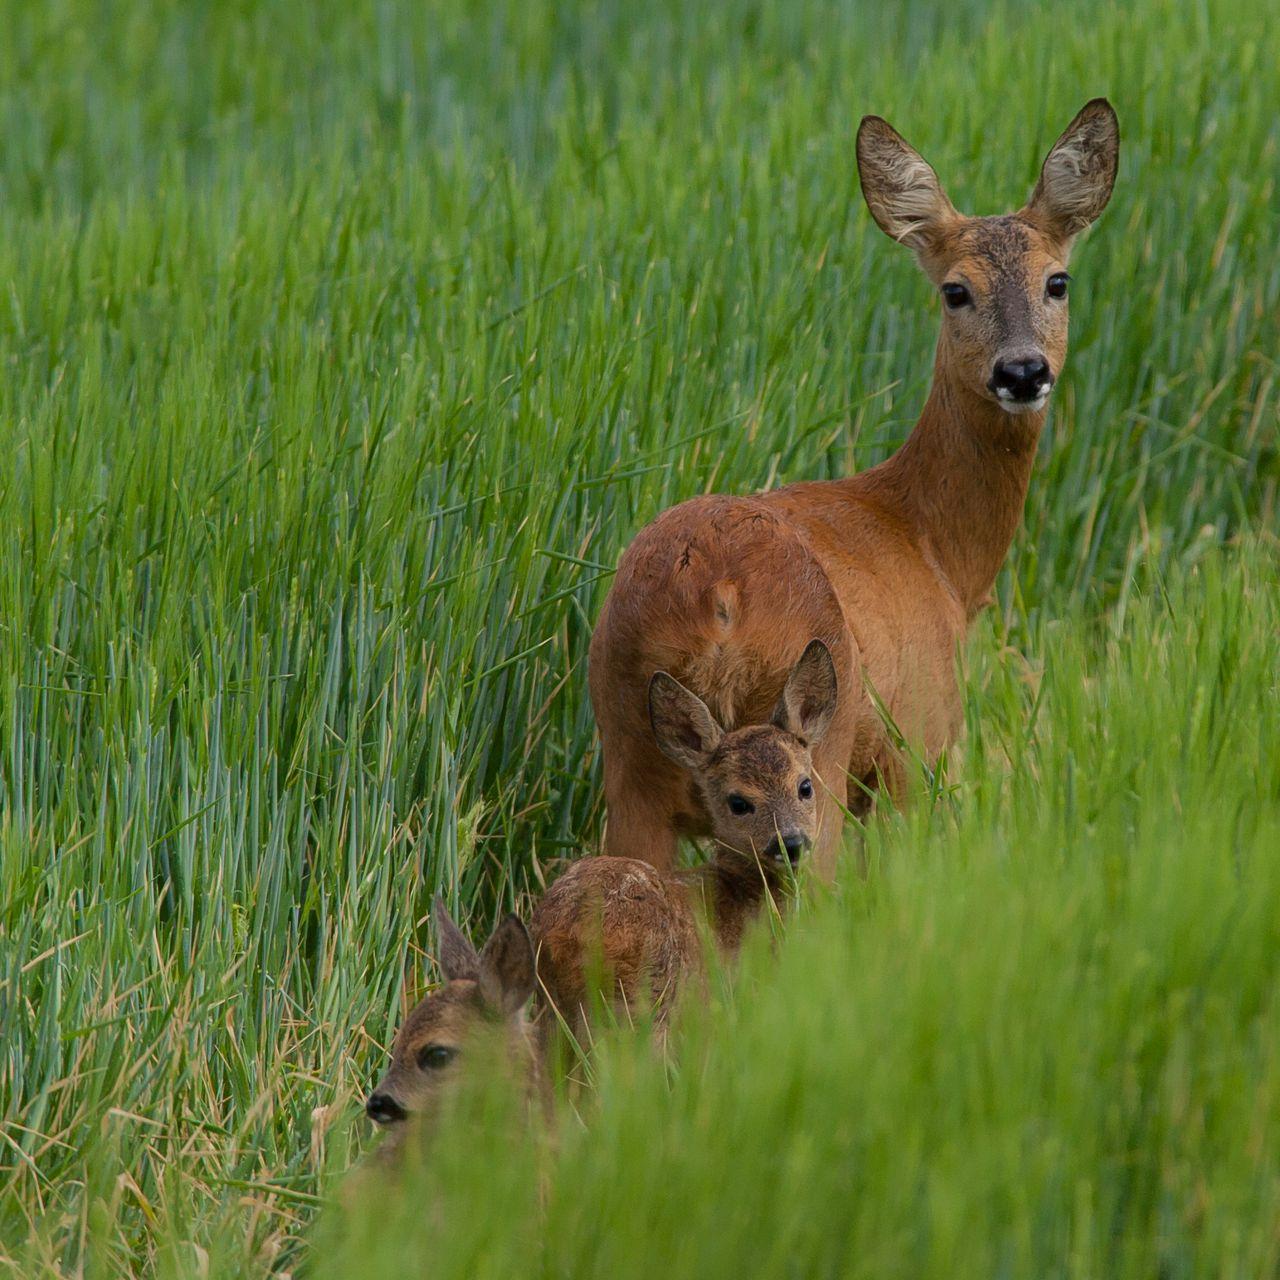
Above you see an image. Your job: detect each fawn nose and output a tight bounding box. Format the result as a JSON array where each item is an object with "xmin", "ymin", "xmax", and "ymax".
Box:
[
  {"xmin": 783, "ymin": 833, "xmax": 808, "ymax": 864},
  {"xmin": 767, "ymin": 832, "xmax": 809, "ymax": 864},
  {"xmin": 365, "ymin": 1091, "xmax": 406, "ymax": 1125},
  {"xmin": 989, "ymin": 355, "xmax": 1052, "ymax": 405}
]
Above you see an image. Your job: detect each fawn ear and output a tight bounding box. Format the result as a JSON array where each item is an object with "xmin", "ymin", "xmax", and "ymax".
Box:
[
  {"xmin": 433, "ymin": 896, "xmax": 480, "ymax": 982},
  {"xmin": 1023, "ymin": 98, "xmax": 1119, "ymax": 245},
  {"xmin": 773, "ymin": 640, "xmax": 838, "ymax": 746},
  {"xmin": 649, "ymin": 672, "xmax": 725, "ymax": 770},
  {"xmin": 478, "ymin": 915, "xmax": 536, "ymax": 1016},
  {"xmin": 856, "ymin": 115, "xmax": 959, "ymax": 252}
]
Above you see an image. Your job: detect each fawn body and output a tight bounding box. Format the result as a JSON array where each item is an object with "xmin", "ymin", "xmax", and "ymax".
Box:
[
  {"xmin": 589, "ymin": 101, "xmax": 1120, "ymax": 873},
  {"xmin": 533, "ymin": 642, "xmax": 837, "ymax": 1037}
]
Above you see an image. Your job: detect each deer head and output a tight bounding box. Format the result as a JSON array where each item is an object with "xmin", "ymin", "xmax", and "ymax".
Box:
[
  {"xmin": 365, "ymin": 900, "xmax": 537, "ymax": 1133},
  {"xmin": 648, "ymin": 640, "xmax": 838, "ymax": 865},
  {"xmin": 857, "ymin": 99, "xmax": 1119, "ymax": 416}
]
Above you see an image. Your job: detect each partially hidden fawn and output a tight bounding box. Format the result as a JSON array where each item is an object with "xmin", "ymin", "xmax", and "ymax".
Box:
[
  {"xmin": 364, "ymin": 901, "xmax": 544, "ymax": 1153},
  {"xmin": 533, "ymin": 639, "xmax": 838, "ymax": 1041},
  {"xmin": 364, "ymin": 642, "xmax": 837, "ymax": 1141}
]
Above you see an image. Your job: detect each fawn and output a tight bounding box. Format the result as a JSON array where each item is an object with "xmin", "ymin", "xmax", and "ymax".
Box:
[
  {"xmin": 532, "ymin": 640, "xmax": 837, "ymax": 1039},
  {"xmin": 365, "ymin": 899, "xmax": 542, "ymax": 1149},
  {"xmin": 589, "ymin": 101, "xmax": 1120, "ymax": 874},
  {"xmin": 363, "ymin": 643, "xmax": 835, "ymax": 1120}
]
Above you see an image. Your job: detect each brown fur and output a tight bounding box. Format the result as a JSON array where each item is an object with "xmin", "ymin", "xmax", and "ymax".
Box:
[
  {"xmin": 531, "ymin": 856, "xmax": 701, "ymax": 1039},
  {"xmin": 530, "ymin": 852, "xmax": 788, "ymax": 1041},
  {"xmin": 589, "ymin": 101, "xmax": 1119, "ymax": 875},
  {"xmin": 532, "ymin": 646, "xmax": 837, "ymax": 1037},
  {"xmin": 365, "ymin": 902, "xmax": 544, "ymax": 1157}
]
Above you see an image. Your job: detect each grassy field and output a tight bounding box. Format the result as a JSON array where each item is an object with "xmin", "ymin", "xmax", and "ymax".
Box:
[{"xmin": 0, "ymin": 0, "xmax": 1276, "ymax": 1275}]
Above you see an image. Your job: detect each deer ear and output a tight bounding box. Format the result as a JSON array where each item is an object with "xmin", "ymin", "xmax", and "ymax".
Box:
[
  {"xmin": 1023, "ymin": 98, "xmax": 1119, "ymax": 244},
  {"xmin": 772, "ymin": 640, "xmax": 838, "ymax": 746},
  {"xmin": 856, "ymin": 116, "xmax": 959, "ymax": 252},
  {"xmin": 648, "ymin": 672, "xmax": 724, "ymax": 770},
  {"xmin": 433, "ymin": 896, "xmax": 480, "ymax": 982},
  {"xmin": 477, "ymin": 915, "xmax": 536, "ymax": 1016}
]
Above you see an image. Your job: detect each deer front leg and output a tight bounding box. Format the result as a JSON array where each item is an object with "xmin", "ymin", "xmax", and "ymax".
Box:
[
  {"xmin": 599, "ymin": 754, "xmax": 682, "ymax": 873},
  {"xmin": 810, "ymin": 741, "xmax": 853, "ymax": 882}
]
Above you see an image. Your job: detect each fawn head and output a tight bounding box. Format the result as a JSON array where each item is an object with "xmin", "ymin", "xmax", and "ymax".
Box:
[
  {"xmin": 365, "ymin": 899, "xmax": 537, "ymax": 1131},
  {"xmin": 648, "ymin": 640, "xmax": 838, "ymax": 866},
  {"xmin": 857, "ymin": 99, "xmax": 1118, "ymax": 415}
]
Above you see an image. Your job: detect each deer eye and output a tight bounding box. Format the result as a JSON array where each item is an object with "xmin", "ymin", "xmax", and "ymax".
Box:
[
  {"xmin": 416, "ymin": 1044, "xmax": 457, "ymax": 1071},
  {"xmin": 798, "ymin": 778, "xmax": 814, "ymax": 800},
  {"xmin": 941, "ymin": 282, "xmax": 971, "ymax": 309},
  {"xmin": 727, "ymin": 794, "xmax": 754, "ymax": 816},
  {"xmin": 1046, "ymin": 272, "xmax": 1070, "ymax": 300}
]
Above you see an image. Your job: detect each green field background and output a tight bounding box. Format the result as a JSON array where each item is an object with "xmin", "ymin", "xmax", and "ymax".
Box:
[{"xmin": 0, "ymin": 0, "xmax": 1276, "ymax": 1275}]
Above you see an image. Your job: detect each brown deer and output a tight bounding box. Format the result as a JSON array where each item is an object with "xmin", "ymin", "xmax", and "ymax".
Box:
[
  {"xmin": 589, "ymin": 100, "xmax": 1119, "ymax": 874},
  {"xmin": 532, "ymin": 640, "xmax": 837, "ymax": 1039},
  {"xmin": 364, "ymin": 899, "xmax": 542, "ymax": 1152}
]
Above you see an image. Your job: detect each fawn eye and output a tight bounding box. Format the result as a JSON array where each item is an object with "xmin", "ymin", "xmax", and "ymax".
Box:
[
  {"xmin": 727, "ymin": 794, "xmax": 754, "ymax": 816},
  {"xmin": 798, "ymin": 778, "xmax": 814, "ymax": 801},
  {"xmin": 941, "ymin": 282, "xmax": 971, "ymax": 309},
  {"xmin": 1046, "ymin": 272, "xmax": 1070, "ymax": 300},
  {"xmin": 417, "ymin": 1044, "xmax": 457, "ymax": 1071}
]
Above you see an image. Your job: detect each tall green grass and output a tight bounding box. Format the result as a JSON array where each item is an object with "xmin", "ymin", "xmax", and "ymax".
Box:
[{"xmin": 0, "ymin": 0, "xmax": 1276, "ymax": 1274}]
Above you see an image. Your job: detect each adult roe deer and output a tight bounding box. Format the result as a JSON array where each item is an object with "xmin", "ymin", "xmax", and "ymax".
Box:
[
  {"xmin": 589, "ymin": 100, "xmax": 1120, "ymax": 874},
  {"xmin": 533, "ymin": 641, "xmax": 837, "ymax": 1039}
]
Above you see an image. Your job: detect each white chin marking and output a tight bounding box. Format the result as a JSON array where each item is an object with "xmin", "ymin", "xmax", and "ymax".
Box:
[{"xmin": 995, "ymin": 388, "xmax": 1051, "ymax": 415}]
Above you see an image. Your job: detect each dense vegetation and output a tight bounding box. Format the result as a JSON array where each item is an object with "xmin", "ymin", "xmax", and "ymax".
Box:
[{"xmin": 1, "ymin": 0, "xmax": 1275, "ymax": 1274}]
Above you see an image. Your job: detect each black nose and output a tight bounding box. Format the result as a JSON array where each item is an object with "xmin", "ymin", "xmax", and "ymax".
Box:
[
  {"xmin": 989, "ymin": 355, "xmax": 1052, "ymax": 403},
  {"xmin": 766, "ymin": 833, "xmax": 809, "ymax": 864},
  {"xmin": 782, "ymin": 834, "xmax": 809, "ymax": 864},
  {"xmin": 365, "ymin": 1091, "xmax": 406, "ymax": 1125}
]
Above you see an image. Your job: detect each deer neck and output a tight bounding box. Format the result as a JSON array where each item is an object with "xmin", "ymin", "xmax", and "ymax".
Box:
[
  {"xmin": 868, "ymin": 346, "xmax": 1044, "ymax": 615},
  {"xmin": 689, "ymin": 853, "xmax": 785, "ymax": 953}
]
